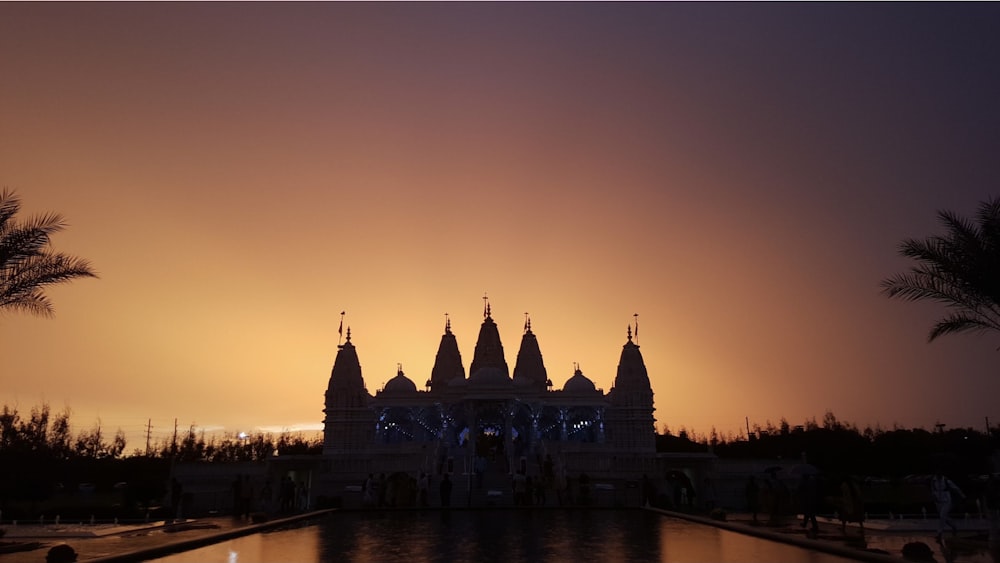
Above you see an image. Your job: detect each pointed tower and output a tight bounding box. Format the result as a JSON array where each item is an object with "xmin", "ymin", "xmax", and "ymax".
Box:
[
  {"xmin": 429, "ymin": 314, "xmax": 466, "ymax": 392},
  {"xmin": 606, "ymin": 324, "xmax": 655, "ymax": 452},
  {"xmin": 468, "ymin": 299, "xmax": 510, "ymax": 380},
  {"xmin": 323, "ymin": 328, "xmax": 375, "ymax": 454},
  {"xmin": 512, "ymin": 315, "xmax": 548, "ymax": 391}
]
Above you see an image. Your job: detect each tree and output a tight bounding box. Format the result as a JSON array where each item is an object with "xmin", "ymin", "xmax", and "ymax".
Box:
[
  {"xmin": 881, "ymin": 197, "xmax": 1000, "ymax": 342},
  {"xmin": 0, "ymin": 188, "xmax": 97, "ymax": 317}
]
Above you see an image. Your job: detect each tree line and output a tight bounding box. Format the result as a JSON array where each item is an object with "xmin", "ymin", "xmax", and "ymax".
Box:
[
  {"xmin": 658, "ymin": 410, "xmax": 998, "ymax": 480},
  {"xmin": 0, "ymin": 403, "xmax": 322, "ymax": 463}
]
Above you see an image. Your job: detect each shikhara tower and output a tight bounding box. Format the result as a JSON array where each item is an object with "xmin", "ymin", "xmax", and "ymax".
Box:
[{"xmin": 321, "ymin": 301, "xmax": 656, "ymax": 484}]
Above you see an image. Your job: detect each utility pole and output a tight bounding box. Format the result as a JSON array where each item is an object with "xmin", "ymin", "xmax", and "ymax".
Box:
[{"xmin": 145, "ymin": 419, "xmax": 153, "ymax": 456}]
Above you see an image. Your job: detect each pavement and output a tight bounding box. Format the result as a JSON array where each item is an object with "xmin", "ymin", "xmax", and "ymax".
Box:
[{"xmin": 1, "ymin": 508, "xmax": 996, "ymax": 563}]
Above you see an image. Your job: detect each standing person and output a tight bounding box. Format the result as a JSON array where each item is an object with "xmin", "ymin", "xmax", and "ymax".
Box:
[
  {"xmin": 362, "ymin": 473, "xmax": 375, "ymax": 507},
  {"xmin": 932, "ymin": 472, "xmax": 965, "ymax": 542},
  {"xmin": 240, "ymin": 475, "xmax": 253, "ymax": 519},
  {"xmin": 376, "ymin": 473, "xmax": 387, "ymax": 508},
  {"xmin": 170, "ymin": 478, "xmax": 184, "ymax": 522},
  {"xmin": 260, "ymin": 479, "xmax": 273, "ymax": 514},
  {"xmin": 838, "ymin": 476, "xmax": 865, "ymax": 532},
  {"xmin": 702, "ymin": 476, "xmax": 717, "ymax": 513},
  {"xmin": 512, "ymin": 470, "xmax": 527, "ymax": 506},
  {"xmin": 798, "ymin": 474, "xmax": 820, "ymax": 533},
  {"xmin": 745, "ymin": 476, "xmax": 760, "ymax": 524},
  {"xmin": 418, "ymin": 472, "xmax": 429, "ymax": 507},
  {"xmin": 440, "ymin": 473, "xmax": 453, "ymax": 507},
  {"xmin": 475, "ymin": 456, "xmax": 486, "ymax": 490}
]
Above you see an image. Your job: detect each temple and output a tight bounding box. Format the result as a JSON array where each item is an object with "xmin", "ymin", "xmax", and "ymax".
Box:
[{"xmin": 317, "ymin": 300, "xmax": 658, "ymax": 496}]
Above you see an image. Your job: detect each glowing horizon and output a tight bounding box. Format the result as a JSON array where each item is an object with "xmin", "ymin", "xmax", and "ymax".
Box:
[{"xmin": 1, "ymin": 2, "xmax": 999, "ymax": 452}]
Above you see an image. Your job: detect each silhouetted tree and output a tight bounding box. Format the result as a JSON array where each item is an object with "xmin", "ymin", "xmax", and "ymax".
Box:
[
  {"xmin": 0, "ymin": 188, "xmax": 96, "ymax": 317},
  {"xmin": 882, "ymin": 197, "xmax": 1000, "ymax": 342}
]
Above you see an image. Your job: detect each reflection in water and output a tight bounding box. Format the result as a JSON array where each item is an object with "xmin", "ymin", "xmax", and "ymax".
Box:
[{"xmin": 151, "ymin": 510, "xmax": 862, "ymax": 563}]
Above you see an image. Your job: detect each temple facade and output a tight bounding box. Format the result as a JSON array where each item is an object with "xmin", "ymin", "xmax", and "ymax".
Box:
[{"xmin": 319, "ymin": 302, "xmax": 658, "ymax": 491}]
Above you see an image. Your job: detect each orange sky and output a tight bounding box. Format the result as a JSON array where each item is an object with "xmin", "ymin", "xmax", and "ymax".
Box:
[{"xmin": 2, "ymin": 3, "xmax": 999, "ymax": 449}]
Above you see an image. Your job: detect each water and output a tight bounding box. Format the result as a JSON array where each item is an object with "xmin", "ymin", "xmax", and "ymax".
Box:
[{"xmin": 149, "ymin": 509, "xmax": 862, "ymax": 563}]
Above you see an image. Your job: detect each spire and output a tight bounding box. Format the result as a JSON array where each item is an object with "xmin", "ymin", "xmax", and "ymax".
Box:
[
  {"xmin": 326, "ymin": 327, "xmax": 367, "ymax": 403},
  {"xmin": 513, "ymin": 315, "xmax": 547, "ymax": 389},
  {"xmin": 430, "ymin": 315, "xmax": 466, "ymax": 390},
  {"xmin": 469, "ymin": 299, "xmax": 509, "ymax": 379},
  {"xmin": 612, "ymin": 322, "xmax": 652, "ymax": 404}
]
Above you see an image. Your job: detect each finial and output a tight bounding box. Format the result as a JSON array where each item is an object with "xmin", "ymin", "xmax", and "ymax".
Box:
[
  {"xmin": 483, "ymin": 292, "xmax": 489, "ymax": 319},
  {"xmin": 338, "ymin": 310, "xmax": 346, "ymax": 346},
  {"xmin": 573, "ymin": 361, "xmax": 580, "ymax": 374},
  {"xmin": 627, "ymin": 324, "xmax": 632, "ymax": 342},
  {"xmin": 397, "ymin": 363, "xmax": 403, "ymax": 376},
  {"xmin": 634, "ymin": 313, "xmax": 639, "ymax": 344},
  {"xmin": 346, "ymin": 326, "xmax": 352, "ymax": 343},
  {"xmin": 445, "ymin": 313, "xmax": 451, "ymax": 334},
  {"xmin": 524, "ymin": 312, "xmax": 530, "ymax": 333}
]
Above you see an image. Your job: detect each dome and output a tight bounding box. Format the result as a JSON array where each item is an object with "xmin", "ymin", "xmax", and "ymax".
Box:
[
  {"xmin": 563, "ymin": 368, "xmax": 596, "ymax": 393},
  {"xmin": 468, "ymin": 367, "xmax": 512, "ymax": 387},
  {"xmin": 383, "ymin": 370, "xmax": 417, "ymax": 394}
]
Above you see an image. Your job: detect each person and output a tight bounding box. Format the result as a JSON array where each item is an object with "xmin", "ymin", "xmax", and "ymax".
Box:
[
  {"xmin": 362, "ymin": 473, "xmax": 375, "ymax": 507},
  {"xmin": 280, "ymin": 475, "xmax": 295, "ymax": 512},
  {"xmin": 418, "ymin": 472, "xmax": 429, "ymax": 507},
  {"xmin": 702, "ymin": 476, "xmax": 717, "ymax": 513},
  {"xmin": 578, "ymin": 473, "xmax": 591, "ymax": 506},
  {"xmin": 239, "ymin": 475, "xmax": 253, "ymax": 519},
  {"xmin": 932, "ymin": 472, "xmax": 965, "ymax": 542},
  {"xmin": 475, "ymin": 456, "xmax": 486, "ymax": 490},
  {"xmin": 534, "ymin": 473, "xmax": 546, "ymax": 506},
  {"xmin": 641, "ymin": 474, "xmax": 655, "ymax": 507},
  {"xmin": 376, "ymin": 473, "xmax": 387, "ymax": 508},
  {"xmin": 440, "ymin": 473, "xmax": 453, "ymax": 507},
  {"xmin": 260, "ymin": 479, "xmax": 273, "ymax": 514},
  {"xmin": 170, "ymin": 478, "xmax": 184, "ymax": 521},
  {"xmin": 512, "ymin": 470, "xmax": 527, "ymax": 505},
  {"xmin": 798, "ymin": 473, "xmax": 820, "ymax": 533},
  {"xmin": 838, "ymin": 476, "xmax": 864, "ymax": 532},
  {"xmin": 745, "ymin": 476, "xmax": 760, "ymax": 523},
  {"xmin": 296, "ymin": 480, "xmax": 308, "ymax": 511}
]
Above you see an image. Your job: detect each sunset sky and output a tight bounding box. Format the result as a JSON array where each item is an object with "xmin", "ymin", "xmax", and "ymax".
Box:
[{"xmin": 2, "ymin": 3, "xmax": 999, "ymax": 449}]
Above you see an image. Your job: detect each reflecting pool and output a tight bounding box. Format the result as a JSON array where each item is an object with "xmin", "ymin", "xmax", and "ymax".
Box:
[{"xmin": 150, "ymin": 509, "xmax": 863, "ymax": 563}]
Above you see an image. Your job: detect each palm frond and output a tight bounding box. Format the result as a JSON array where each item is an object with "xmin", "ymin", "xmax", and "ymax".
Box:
[
  {"xmin": 0, "ymin": 189, "xmax": 22, "ymax": 230},
  {"xmin": 0, "ymin": 190, "xmax": 96, "ymax": 318},
  {"xmin": 883, "ymin": 196, "xmax": 1000, "ymax": 346},
  {"xmin": 929, "ymin": 312, "xmax": 1000, "ymax": 342}
]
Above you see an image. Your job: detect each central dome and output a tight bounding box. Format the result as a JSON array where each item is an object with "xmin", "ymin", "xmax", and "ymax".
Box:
[
  {"xmin": 384, "ymin": 371, "xmax": 417, "ymax": 394},
  {"xmin": 563, "ymin": 368, "xmax": 597, "ymax": 393},
  {"xmin": 468, "ymin": 367, "xmax": 512, "ymax": 387}
]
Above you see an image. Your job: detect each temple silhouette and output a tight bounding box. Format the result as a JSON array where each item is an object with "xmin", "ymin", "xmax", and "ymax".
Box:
[{"xmin": 317, "ymin": 299, "xmax": 658, "ymax": 494}]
